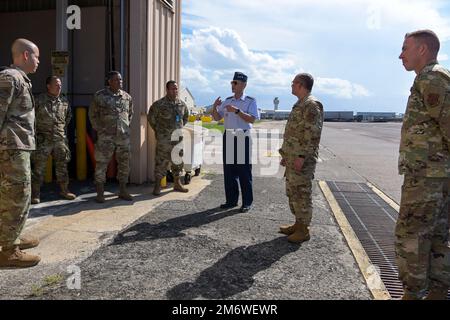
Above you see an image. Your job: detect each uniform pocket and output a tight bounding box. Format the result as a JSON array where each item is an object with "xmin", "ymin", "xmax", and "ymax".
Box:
[
  {"xmin": 4, "ymin": 150, "xmax": 31, "ymax": 183},
  {"xmin": 54, "ymin": 143, "xmax": 71, "ymax": 162},
  {"xmin": 19, "ymin": 86, "xmax": 34, "ymax": 111},
  {"xmin": 56, "ymin": 105, "xmax": 69, "ymax": 122}
]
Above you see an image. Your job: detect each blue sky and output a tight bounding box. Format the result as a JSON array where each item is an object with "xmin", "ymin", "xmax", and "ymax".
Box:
[{"xmin": 180, "ymin": 0, "xmax": 450, "ymax": 113}]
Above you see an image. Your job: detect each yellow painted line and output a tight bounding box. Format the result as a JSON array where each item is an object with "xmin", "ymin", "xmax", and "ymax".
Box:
[
  {"xmin": 366, "ymin": 182, "xmax": 400, "ymax": 212},
  {"xmin": 318, "ymin": 181, "xmax": 391, "ymax": 300}
]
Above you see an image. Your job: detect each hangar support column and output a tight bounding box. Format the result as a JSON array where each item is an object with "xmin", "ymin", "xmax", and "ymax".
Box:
[
  {"xmin": 129, "ymin": 0, "xmax": 149, "ymax": 184},
  {"xmin": 56, "ymin": 0, "xmax": 69, "ymax": 93}
]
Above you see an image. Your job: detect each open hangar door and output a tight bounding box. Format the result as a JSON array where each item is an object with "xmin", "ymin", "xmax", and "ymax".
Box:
[{"xmin": 0, "ymin": 0, "xmax": 125, "ymax": 184}]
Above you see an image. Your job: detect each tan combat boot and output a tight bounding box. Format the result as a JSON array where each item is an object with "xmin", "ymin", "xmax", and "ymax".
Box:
[
  {"xmin": 401, "ymin": 293, "xmax": 421, "ymax": 300},
  {"xmin": 174, "ymin": 176, "xmax": 189, "ymax": 193},
  {"xmin": 118, "ymin": 183, "xmax": 133, "ymax": 201},
  {"xmin": 31, "ymin": 183, "xmax": 40, "ymax": 205},
  {"xmin": 95, "ymin": 183, "xmax": 105, "ymax": 203},
  {"xmin": 59, "ymin": 183, "xmax": 76, "ymax": 200},
  {"xmin": 425, "ymin": 286, "xmax": 448, "ymax": 300},
  {"xmin": 153, "ymin": 178, "xmax": 162, "ymax": 196},
  {"xmin": 279, "ymin": 224, "xmax": 296, "ymax": 236},
  {"xmin": 287, "ymin": 222, "xmax": 311, "ymax": 244},
  {"xmin": 0, "ymin": 246, "xmax": 41, "ymax": 269},
  {"xmin": 18, "ymin": 236, "xmax": 40, "ymax": 250}
]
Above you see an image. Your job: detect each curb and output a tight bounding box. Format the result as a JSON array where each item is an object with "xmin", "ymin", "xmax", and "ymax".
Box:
[
  {"xmin": 318, "ymin": 181, "xmax": 391, "ymax": 300},
  {"xmin": 366, "ymin": 182, "xmax": 400, "ymax": 212}
]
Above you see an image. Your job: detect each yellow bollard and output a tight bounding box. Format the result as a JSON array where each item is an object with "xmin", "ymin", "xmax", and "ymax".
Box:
[
  {"xmin": 44, "ymin": 155, "xmax": 53, "ymax": 183},
  {"xmin": 161, "ymin": 176, "xmax": 167, "ymax": 188},
  {"xmin": 76, "ymin": 107, "xmax": 87, "ymax": 181},
  {"xmin": 201, "ymin": 116, "xmax": 212, "ymax": 123}
]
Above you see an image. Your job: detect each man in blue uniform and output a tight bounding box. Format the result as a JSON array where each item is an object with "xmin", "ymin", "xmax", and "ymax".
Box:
[{"xmin": 212, "ymin": 72, "xmax": 260, "ymax": 213}]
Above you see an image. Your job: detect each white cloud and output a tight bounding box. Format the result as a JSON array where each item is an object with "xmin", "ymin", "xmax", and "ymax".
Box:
[
  {"xmin": 316, "ymin": 78, "xmax": 372, "ymax": 99},
  {"xmin": 183, "ymin": 27, "xmax": 296, "ymax": 82},
  {"xmin": 182, "ymin": 0, "xmax": 450, "ymax": 111},
  {"xmin": 438, "ymin": 53, "xmax": 449, "ymax": 61},
  {"xmin": 366, "ymin": 4, "xmax": 382, "ymax": 30},
  {"xmin": 180, "ymin": 67, "xmax": 212, "ymax": 92},
  {"xmin": 374, "ymin": 0, "xmax": 450, "ymax": 40},
  {"xmin": 184, "ymin": 0, "xmax": 450, "ymax": 50},
  {"xmin": 182, "ymin": 26, "xmax": 369, "ymax": 103}
]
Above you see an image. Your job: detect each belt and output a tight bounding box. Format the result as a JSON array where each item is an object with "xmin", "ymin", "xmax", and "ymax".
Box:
[{"xmin": 224, "ymin": 129, "xmax": 249, "ymax": 134}]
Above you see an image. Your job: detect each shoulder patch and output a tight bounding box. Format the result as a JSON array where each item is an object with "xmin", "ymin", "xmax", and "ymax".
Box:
[
  {"xmin": 427, "ymin": 93, "xmax": 441, "ymax": 107},
  {"xmin": 226, "ymin": 96, "xmax": 234, "ymax": 100},
  {"xmin": 0, "ymin": 68, "xmax": 20, "ymax": 81},
  {"xmin": 246, "ymin": 96, "xmax": 255, "ymax": 100}
]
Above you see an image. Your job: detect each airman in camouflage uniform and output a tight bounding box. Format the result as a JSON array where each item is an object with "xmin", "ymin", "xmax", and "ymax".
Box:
[
  {"xmin": 148, "ymin": 81, "xmax": 189, "ymax": 196},
  {"xmin": 31, "ymin": 76, "xmax": 76, "ymax": 204},
  {"xmin": 0, "ymin": 39, "xmax": 41, "ymax": 268},
  {"xmin": 279, "ymin": 73, "xmax": 324, "ymax": 244},
  {"xmin": 89, "ymin": 71, "xmax": 133, "ymax": 203},
  {"xmin": 397, "ymin": 30, "xmax": 450, "ymax": 300}
]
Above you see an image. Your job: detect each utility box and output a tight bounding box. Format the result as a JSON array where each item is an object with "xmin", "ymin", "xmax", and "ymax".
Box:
[{"xmin": 182, "ymin": 124, "xmax": 204, "ymax": 184}]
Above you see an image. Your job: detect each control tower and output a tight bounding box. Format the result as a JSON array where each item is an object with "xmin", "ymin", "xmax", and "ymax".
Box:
[{"xmin": 273, "ymin": 97, "xmax": 280, "ymax": 111}]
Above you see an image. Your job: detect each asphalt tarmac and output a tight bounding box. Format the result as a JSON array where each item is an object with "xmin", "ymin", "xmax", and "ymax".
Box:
[{"xmin": 0, "ymin": 120, "xmax": 402, "ymax": 300}]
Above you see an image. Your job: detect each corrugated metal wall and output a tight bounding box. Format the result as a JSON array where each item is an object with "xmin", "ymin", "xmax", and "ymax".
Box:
[
  {"xmin": 146, "ymin": 0, "xmax": 181, "ymax": 182},
  {"xmin": 0, "ymin": 0, "xmax": 182, "ymax": 184},
  {"xmin": 128, "ymin": 0, "xmax": 182, "ymax": 183},
  {"xmin": 148, "ymin": 0, "xmax": 180, "ymax": 106}
]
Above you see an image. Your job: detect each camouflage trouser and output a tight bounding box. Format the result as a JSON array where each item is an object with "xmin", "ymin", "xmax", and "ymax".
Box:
[
  {"xmin": 95, "ymin": 136, "xmax": 130, "ymax": 184},
  {"xmin": 395, "ymin": 175, "xmax": 450, "ymax": 297},
  {"xmin": 0, "ymin": 150, "xmax": 31, "ymax": 247},
  {"xmin": 154, "ymin": 140, "xmax": 184, "ymax": 180},
  {"xmin": 32, "ymin": 137, "xmax": 71, "ymax": 186},
  {"xmin": 285, "ymin": 160, "xmax": 316, "ymax": 226}
]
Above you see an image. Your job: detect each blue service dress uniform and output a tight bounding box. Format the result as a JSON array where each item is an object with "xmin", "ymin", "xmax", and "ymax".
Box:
[{"xmin": 217, "ymin": 95, "xmax": 260, "ymax": 208}]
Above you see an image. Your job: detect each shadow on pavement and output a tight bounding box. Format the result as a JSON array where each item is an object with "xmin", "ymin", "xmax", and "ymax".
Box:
[
  {"xmin": 111, "ymin": 207, "xmax": 241, "ymax": 245},
  {"xmin": 166, "ymin": 237, "xmax": 301, "ymax": 299},
  {"xmin": 29, "ymin": 181, "xmax": 156, "ymax": 219}
]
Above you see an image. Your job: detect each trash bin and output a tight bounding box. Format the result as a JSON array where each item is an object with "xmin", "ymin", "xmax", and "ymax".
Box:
[{"xmin": 182, "ymin": 124, "xmax": 204, "ymax": 185}]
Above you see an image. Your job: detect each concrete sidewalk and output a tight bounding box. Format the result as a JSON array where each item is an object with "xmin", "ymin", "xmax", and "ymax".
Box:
[
  {"xmin": 0, "ymin": 177, "xmax": 211, "ymax": 299},
  {"xmin": 1, "ymin": 173, "xmax": 372, "ymax": 300}
]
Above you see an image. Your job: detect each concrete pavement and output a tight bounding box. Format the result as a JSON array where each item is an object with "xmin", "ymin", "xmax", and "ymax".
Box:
[
  {"xmin": 0, "ymin": 178, "xmax": 211, "ymax": 299},
  {"xmin": 0, "ymin": 173, "xmax": 372, "ymax": 300},
  {"xmin": 31, "ymin": 175, "xmax": 371, "ymax": 300},
  {"xmin": 0, "ymin": 121, "xmax": 404, "ymax": 300}
]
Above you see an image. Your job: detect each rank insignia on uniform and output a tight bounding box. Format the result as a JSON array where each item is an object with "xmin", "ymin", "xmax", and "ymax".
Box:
[{"xmin": 427, "ymin": 93, "xmax": 441, "ymax": 107}]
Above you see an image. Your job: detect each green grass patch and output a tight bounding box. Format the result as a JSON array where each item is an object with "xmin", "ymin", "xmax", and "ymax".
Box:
[
  {"xmin": 44, "ymin": 274, "xmax": 64, "ymax": 286},
  {"xmin": 201, "ymin": 120, "xmax": 262, "ymax": 133},
  {"xmin": 202, "ymin": 123, "xmax": 225, "ymax": 133},
  {"xmin": 29, "ymin": 274, "xmax": 64, "ymax": 298},
  {"xmin": 30, "ymin": 284, "xmax": 44, "ymax": 297}
]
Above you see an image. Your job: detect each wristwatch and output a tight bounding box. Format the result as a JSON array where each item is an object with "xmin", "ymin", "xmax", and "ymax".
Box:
[{"xmin": 235, "ymin": 109, "xmax": 241, "ymax": 114}]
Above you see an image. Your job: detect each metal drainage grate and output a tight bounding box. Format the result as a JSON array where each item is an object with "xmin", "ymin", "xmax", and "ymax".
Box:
[{"xmin": 327, "ymin": 181, "xmax": 449, "ymax": 300}]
